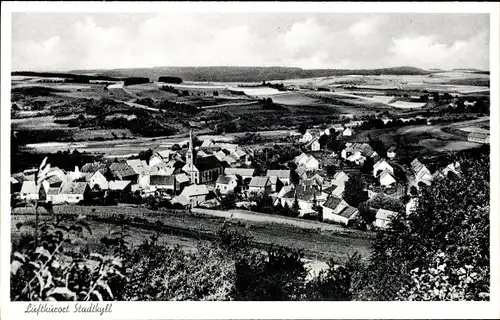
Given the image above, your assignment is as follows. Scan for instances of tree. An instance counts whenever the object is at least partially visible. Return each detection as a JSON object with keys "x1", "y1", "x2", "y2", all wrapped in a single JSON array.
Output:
[
  {"x1": 361, "y1": 157, "x2": 374, "y2": 174},
  {"x1": 358, "y1": 202, "x2": 376, "y2": 224},
  {"x1": 298, "y1": 123, "x2": 308, "y2": 135},
  {"x1": 409, "y1": 185, "x2": 418, "y2": 196},
  {"x1": 318, "y1": 134, "x2": 329, "y2": 147},
  {"x1": 359, "y1": 150, "x2": 490, "y2": 300},
  {"x1": 342, "y1": 175, "x2": 368, "y2": 208}
]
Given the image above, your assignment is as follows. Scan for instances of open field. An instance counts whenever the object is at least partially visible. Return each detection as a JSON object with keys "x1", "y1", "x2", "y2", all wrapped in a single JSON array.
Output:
[{"x1": 12, "y1": 204, "x2": 375, "y2": 263}]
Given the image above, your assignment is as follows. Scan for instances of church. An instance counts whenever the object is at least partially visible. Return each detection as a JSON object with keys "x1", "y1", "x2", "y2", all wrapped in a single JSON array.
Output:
[{"x1": 182, "y1": 129, "x2": 224, "y2": 184}]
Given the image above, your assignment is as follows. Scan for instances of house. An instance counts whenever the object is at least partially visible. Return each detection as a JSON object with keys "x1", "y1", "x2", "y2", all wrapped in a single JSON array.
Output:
[
  {"x1": 174, "y1": 173, "x2": 190, "y2": 193},
  {"x1": 379, "y1": 169, "x2": 397, "y2": 187},
  {"x1": 322, "y1": 196, "x2": 359, "y2": 225},
  {"x1": 110, "y1": 162, "x2": 139, "y2": 183},
  {"x1": 373, "y1": 159, "x2": 394, "y2": 178},
  {"x1": 59, "y1": 181, "x2": 90, "y2": 204},
  {"x1": 230, "y1": 149, "x2": 250, "y2": 164},
  {"x1": 294, "y1": 153, "x2": 320, "y2": 171},
  {"x1": 333, "y1": 171, "x2": 349, "y2": 184},
  {"x1": 341, "y1": 143, "x2": 377, "y2": 159},
  {"x1": 374, "y1": 209, "x2": 398, "y2": 229},
  {"x1": 217, "y1": 143, "x2": 239, "y2": 153},
  {"x1": 342, "y1": 128, "x2": 353, "y2": 136},
  {"x1": 216, "y1": 174, "x2": 239, "y2": 194},
  {"x1": 183, "y1": 130, "x2": 224, "y2": 184},
  {"x1": 266, "y1": 170, "x2": 292, "y2": 186},
  {"x1": 79, "y1": 171, "x2": 108, "y2": 190},
  {"x1": 411, "y1": 158, "x2": 433, "y2": 186},
  {"x1": 305, "y1": 138, "x2": 320, "y2": 151},
  {"x1": 467, "y1": 132, "x2": 490, "y2": 144},
  {"x1": 222, "y1": 154, "x2": 238, "y2": 166},
  {"x1": 201, "y1": 139, "x2": 216, "y2": 148},
  {"x1": 440, "y1": 162, "x2": 461, "y2": 178},
  {"x1": 214, "y1": 150, "x2": 229, "y2": 162},
  {"x1": 387, "y1": 147, "x2": 396, "y2": 159},
  {"x1": 149, "y1": 175, "x2": 176, "y2": 194},
  {"x1": 295, "y1": 166, "x2": 308, "y2": 180},
  {"x1": 301, "y1": 129, "x2": 322, "y2": 142},
  {"x1": 276, "y1": 185, "x2": 326, "y2": 216},
  {"x1": 178, "y1": 184, "x2": 210, "y2": 207},
  {"x1": 108, "y1": 180, "x2": 132, "y2": 194},
  {"x1": 19, "y1": 181, "x2": 44, "y2": 200},
  {"x1": 381, "y1": 117, "x2": 392, "y2": 125},
  {"x1": 248, "y1": 177, "x2": 272, "y2": 194},
  {"x1": 224, "y1": 168, "x2": 255, "y2": 180},
  {"x1": 346, "y1": 152, "x2": 366, "y2": 165},
  {"x1": 46, "y1": 187, "x2": 64, "y2": 204},
  {"x1": 81, "y1": 162, "x2": 108, "y2": 175},
  {"x1": 127, "y1": 159, "x2": 153, "y2": 176}
]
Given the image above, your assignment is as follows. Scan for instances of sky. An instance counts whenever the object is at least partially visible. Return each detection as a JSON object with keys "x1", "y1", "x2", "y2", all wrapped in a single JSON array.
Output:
[{"x1": 11, "y1": 12, "x2": 490, "y2": 71}]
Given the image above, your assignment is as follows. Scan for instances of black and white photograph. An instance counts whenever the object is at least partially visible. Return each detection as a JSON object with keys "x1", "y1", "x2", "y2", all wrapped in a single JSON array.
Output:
[{"x1": 1, "y1": 2, "x2": 499, "y2": 319}]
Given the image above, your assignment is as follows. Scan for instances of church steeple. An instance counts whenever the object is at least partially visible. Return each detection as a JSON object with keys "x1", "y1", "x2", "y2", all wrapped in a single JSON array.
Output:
[{"x1": 186, "y1": 128, "x2": 196, "y2": 166}]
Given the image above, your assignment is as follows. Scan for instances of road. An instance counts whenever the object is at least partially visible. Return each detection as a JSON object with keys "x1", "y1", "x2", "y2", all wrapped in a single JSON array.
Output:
[
  {"x1": 201, "y1": 101, "x2": 260, "y2": 109},
  {"x1": 192, "y1": 208, "x2": 362, "y2": 235}
]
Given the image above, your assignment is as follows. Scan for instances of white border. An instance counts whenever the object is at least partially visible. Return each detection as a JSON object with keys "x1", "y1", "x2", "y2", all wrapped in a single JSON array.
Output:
[{"x1": 1, "y1": 2, "x2": 499, "y2": 319}]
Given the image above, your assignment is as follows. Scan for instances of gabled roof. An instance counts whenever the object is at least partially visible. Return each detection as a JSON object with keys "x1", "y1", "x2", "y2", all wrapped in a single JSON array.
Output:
[
  {"x1": 81, "y1": 162, "x2": 107, "y2": 174},
  {"x1": 150, "y1": 175, "x2": 175, "y2": 186},
  {"x1": 59, "y1": 181, "x2": 88, "y2": 195},
  {"x1": 282, "y1": 185, "x2": 318, "y2": 202},
  {"x1": 216, "y1": 174, "x2": 237, "y2": 185},
  {"x1": 108, "y1": 180, "x2": 132, "y2": 190},
  {"x1": 249, "y1": 176, "x2": 270, "y2": 188},
  {"x1": 181, "y1": 184, "x2": 210, "y2": 197},
  {"x1": 379, "y1": 169, "x2": 396, "y2": 182},
  {"x1": 110, "y1": 162, "x2": 137, "y2": 178},
  {"x1": 46, "y1": 175, "x2": 63, "y2": 185},
  {"x1": 266, "y1": 170, "x2": 291, "y2": 179},
  {"x1": 333, "y1": 171, "x2": 349, "y2": 182},
  {"x1": 201, "y1": 139, "x2": 215, "y2": 147},
  {"x1": 126, "y1": 159, "x2": 152, "y2": 175},
  {"x1": 411, "y1": 158, "x2": 427, "y2": 174},
  {"x1": 12, "y1": 173, "x2": 27, "y2": 183},
  {"x1": 387, "y1": 146, "x2": 396, "y2": 153},
  {"x1": 337, "y1": 206, "x2": 358, "y2": 219},
  {"x1": 224, "y1": 168, "x2": 255, "y2": 177},
  {"x1": 322, "y1": 196, "x2": 343, "y2": 210}
]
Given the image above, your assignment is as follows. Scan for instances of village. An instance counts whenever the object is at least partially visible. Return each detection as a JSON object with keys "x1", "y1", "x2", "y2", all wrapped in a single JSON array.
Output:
[{"x1": 11, "y1": 113, "x2": 480, "y2": 231}]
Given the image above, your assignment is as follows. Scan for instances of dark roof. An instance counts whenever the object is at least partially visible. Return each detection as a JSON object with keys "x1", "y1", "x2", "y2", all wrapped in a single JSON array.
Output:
[
  {"x1": 322, "y1": 184, "x2": 338, "y2": 194},
  {"x1": 249, "y1": 177, "x2": 270, "y2": 188},
  {"x1": 60, "y1": 182, "x2": 88, "y2": 195},
  {"x1": 12, "y1": 173, "x2": 27, "y2": 183},
  {"x1": 150, "y1": 175, "x2": 175, "y2": 186},
  {"x1": 283, "y1": 185, "x2": 318, "y2": 201},
  {"x1": 266, "y1": 170, "x2": 291, "y2": 179},
  {"x1": 323, "y1": 196, "x2": 343, "y2": 210},
  {"x1": 81, "y1": 162, "x2": 107, "y2": 173},
  {"x1": 195, "y1": 155, "x2": 223, "y2": 172},
  {"x1": 387, "y1": 146, "x2": 396, "y2": 152},
  {"x1": 46, "y1": 175, "x2": 63, "y2": 185},
  {"x1": 338, "y1": 206, "x2": 358, "y2": 219},
  {"x1": 110, "y1": 162, "x2": 137, "y2": 179},
  {"x1": 216, "y1": 174, "x2": 237, "y2": 185}
]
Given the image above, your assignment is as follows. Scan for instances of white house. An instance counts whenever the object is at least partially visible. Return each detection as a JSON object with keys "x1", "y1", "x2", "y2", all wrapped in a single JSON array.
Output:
[
  {"x1": 333, "y1": 171, "x2": 349, "y2": 184},
  {"x1": 373, "y1": 159, "x2": 394, "y2": 178},
  {"x1": 248, "y1": 177, "x2": 272, "y2": 194},
  {"x1": 379, "y1": 170, "x2": 397, "y2": 187},
  {"x1": 19, "y1": 181, "x2": 44, "y2": 200},
  {"x1": 80, "y1": 171, "x2": 108, "y2": 190},
  {"x1": 177, "y1": 184, "x2": 210, "y2": 207},
  {"x1": 216, "y1": 174, "x2": 239, "y2": 194},
  {"x1": 387, "y1": 147, "x2": 396, "y2": 159},
  {"x1": 374, "y1": 209, "x2": 398, "y2": 229},
  {"x1": 311, "y1": 139, "x2": 321, "y2": 151},
  {"x1": 149, "y1": 175, "x2": 176, "y2": 193},
  {"x1": 294, "y1": 153, "x2": 320, "y2": 171},
  {"x1": 59, "y1": 181, "x2": 90, "y2": 204},
  {"x1": 342, "y1": 128, "x2": 353, "y2": 136},
  {"x1": 266, "y1": 170, "x2": 291, "y2": 186},
  {"x1": 411, "y1": 158, "x2": 433, "y2": 186},
  {"x1": 322, "y1": 196, "x2": 358, "y2": 225}
]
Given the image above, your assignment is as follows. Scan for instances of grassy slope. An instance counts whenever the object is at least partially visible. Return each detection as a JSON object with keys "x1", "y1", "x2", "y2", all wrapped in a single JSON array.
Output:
[{"x1": 12, "y1": 205, "x2": 375, "y2": 263}]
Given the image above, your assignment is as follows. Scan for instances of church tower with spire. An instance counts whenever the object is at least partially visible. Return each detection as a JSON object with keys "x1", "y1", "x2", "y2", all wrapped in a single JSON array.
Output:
[{"x1": 185, "y1": 128, "x2": 197, "y2": 182}]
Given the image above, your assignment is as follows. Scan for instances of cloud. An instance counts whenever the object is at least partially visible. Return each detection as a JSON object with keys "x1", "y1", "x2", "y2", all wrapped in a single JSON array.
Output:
[
  {"x1": 386, "y1": 30, "x2": 489, "y2": 69},
  {"x1": 10, "y1": 13, "x2": 490, "y2": 71}
]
